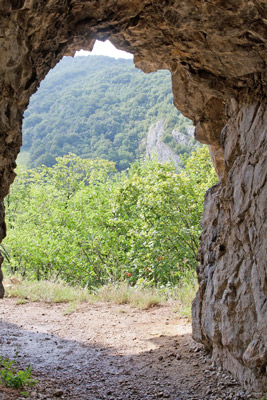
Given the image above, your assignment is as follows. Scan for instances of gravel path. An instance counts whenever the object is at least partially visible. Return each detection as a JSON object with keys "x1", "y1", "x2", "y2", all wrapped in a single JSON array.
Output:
[{"x1": 0, "y1": 299, "x2": 258, "y2": 400}]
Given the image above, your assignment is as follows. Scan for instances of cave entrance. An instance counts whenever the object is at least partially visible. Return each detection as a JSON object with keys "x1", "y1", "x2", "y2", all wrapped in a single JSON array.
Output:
[
  {"x1": 0, "y1": 6, "x2": 226, "y2": 301},
  {"x1": 1, "y1": 39, "x2": 208, "y2": 299}
]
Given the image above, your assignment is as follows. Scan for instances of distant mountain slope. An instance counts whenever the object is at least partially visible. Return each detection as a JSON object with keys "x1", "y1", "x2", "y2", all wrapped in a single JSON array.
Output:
[
  {"x1": 145, "y1": 120, "x2": 197, "y2": 170},
  {"x1": 22, "y1": 55, "x2": 194, "y2": 170}
]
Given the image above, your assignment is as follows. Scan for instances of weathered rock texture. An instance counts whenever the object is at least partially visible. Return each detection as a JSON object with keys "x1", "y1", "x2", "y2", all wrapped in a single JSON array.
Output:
[
  {"x1": 0, "y1": 0, "x2": 266, "y2": 393},
  {"x1": 145, "y1": 119, "x2": 192, "y2": 169},
  {"x1": 193, "y1": 98, "x2": 267, "y2": 392}
]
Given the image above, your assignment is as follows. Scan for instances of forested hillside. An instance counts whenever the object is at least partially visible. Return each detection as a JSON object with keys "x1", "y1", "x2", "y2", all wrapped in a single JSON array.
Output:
[{"x1": 22, "y1": 55, "x2": 194, "y2": 170}]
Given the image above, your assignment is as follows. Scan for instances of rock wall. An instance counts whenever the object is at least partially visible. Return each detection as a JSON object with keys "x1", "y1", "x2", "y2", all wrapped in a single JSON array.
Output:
[
  {"x1": 145, "y1": 120, "x2": 196, "y2": 169},
  {"x1": 145, "y1": 120, "x2": 182, "y2": 169},
  {"x1": 0, "y1": 0, "x2": 266, "y2": 393},
  {"x1": 193, "y1": 98, "x2": 267, "y2": 392}
]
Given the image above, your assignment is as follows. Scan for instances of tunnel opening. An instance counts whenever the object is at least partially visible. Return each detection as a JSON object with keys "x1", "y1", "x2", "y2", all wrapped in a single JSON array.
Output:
[
  {"x1": 0, "y1": 41, "x2": 223, "y2": 400},
  {"x1": 2, "y1": 40, "x2": 209, "y2": 296}
]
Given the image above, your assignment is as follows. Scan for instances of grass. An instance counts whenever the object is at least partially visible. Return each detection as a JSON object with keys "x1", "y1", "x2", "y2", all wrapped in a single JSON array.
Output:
[
  {"x1": 62, "y1": 301, "x2": 80, "y2": 315},
  {"x1": 15, "y1": 299, "x2": 29, "y2": 305},
  {"x1": 93, "y1": 283, "x2": 163, "y2": 310},
  {"x1": 4, "y1": 277, "x2": 91, "y2": 304},
  {"x1": 94, "y1": 282, "x2": 198, "y2": 316},
  {"x1": 160, "y1": 283, "x2": 197, "y2": 320},
  {"x1": 3, "y1": 276, "x2": 197, "y2": 317}
]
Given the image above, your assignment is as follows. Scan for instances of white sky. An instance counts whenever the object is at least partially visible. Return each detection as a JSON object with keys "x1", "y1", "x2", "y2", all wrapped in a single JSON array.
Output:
[{"x1": 75, "y1": 40, "x2": 133, "y2": 59}]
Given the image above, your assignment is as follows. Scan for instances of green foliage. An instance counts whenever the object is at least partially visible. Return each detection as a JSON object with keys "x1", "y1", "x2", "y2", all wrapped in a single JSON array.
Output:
[
  {"x1": 0, "y1": 355, "x2": 37, "y2": 389},
  {"x1": 3, "y1": 148, "x2": 217, "y2": 288},
  {"x1": 22, "y1": 56, "x2": 194, "y2": 170}
]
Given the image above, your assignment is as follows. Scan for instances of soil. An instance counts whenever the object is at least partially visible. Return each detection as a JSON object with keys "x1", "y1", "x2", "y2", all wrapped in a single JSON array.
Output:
[{"x1": 0, "y1": 299, "x2": 258, "y2": 400}]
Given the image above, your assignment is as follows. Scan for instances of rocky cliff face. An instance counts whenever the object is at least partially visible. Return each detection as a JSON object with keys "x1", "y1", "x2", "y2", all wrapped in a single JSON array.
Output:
[
  {"x1": 0, "y1": 0, "x2": 266, "y2": 393},
  {"x1": 193, "y1": 99, "x2": 267, "y2": 392},
  {"x1": 145, "y1": 120, "x2": 184, "y2": 169},
  {"x1": 145, "y1": 120, "x2": 196, "y2": 169}
]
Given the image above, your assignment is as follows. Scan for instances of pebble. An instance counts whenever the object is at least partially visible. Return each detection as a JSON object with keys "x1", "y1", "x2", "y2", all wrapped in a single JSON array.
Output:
[{"x1": 54, "y1": 389, "x2": 64, "y2": 397}]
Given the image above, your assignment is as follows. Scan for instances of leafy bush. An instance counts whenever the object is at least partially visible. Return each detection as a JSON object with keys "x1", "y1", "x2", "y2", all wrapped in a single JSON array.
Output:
[{"x1": 3, "y1": 147, "x2": 217, "y2": 288}]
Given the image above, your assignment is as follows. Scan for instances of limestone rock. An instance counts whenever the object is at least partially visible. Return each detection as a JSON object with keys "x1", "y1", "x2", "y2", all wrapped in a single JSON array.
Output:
[
  {"x1": 193, "y1": 100, "x2": 267, "y2": 392},
  {"x1": 172, "y1": 126, "x2": 194, "y2": 145},
  {"x1": 145, "y1": 120, "x2": 182, "y2": 170}
]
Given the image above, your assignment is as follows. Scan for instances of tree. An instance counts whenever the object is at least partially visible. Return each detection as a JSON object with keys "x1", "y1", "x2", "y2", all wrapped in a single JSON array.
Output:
[
  {"x1": 21, "y1": 55, "x2": 195, "y2": 170},
  {"x1": 3, "y1": 147, "x2": 217, "y2": 288}
]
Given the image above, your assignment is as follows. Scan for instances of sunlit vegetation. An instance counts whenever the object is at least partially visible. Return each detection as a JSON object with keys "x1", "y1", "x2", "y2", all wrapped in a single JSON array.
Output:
[
  {"x1": 0, "y1": 355, "x2": 37, "y2": 390},
  {"x1": 21, "y1": 56, "x2": 194, "y2": 170},
  {"x1": 2, "y1": 147, "x2": 217, "y2": 291},
  {"x1": 4, "y1": 278, "x2": 91, "y2": 304},
  {"x1": 4, "y1": 278, "x2": 197, "y2": 315}
]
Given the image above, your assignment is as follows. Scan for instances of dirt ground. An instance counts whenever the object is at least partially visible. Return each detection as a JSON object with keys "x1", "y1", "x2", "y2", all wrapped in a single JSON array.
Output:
[{"x1": 0, "y1": 299, "x2": 258, "y2": 400}]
